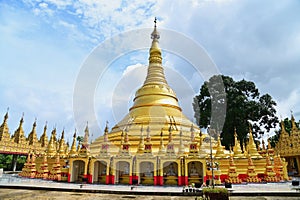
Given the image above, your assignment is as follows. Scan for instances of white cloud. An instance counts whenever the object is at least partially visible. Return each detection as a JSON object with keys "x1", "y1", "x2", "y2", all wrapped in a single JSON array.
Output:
[{"x1": 276, "y1": 90, "x2": 300, "y2": 119}]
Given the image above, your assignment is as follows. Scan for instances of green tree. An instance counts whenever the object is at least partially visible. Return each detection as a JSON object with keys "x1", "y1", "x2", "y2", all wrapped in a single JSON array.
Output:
[
  {"x1": 76, "y1": 136, "x2": 84, "y2": 146},
  {"x1": 193, "y1": 75, "x2": 278, "y2": 149},
  {"x1": 0, "y1": 154, "x2": 12, "y2": 170}
]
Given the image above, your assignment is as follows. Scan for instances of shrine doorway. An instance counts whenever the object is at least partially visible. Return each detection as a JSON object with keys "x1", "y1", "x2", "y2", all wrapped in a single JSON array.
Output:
[
  {"x1": 139, "y1": 161, "x2": 154, "y2": 185},
  {"x1": 116, "y1": 161, "x2": 130, "y2": 184},
  {"x1": 163, "y1": 161, "x2": 178, "y2": 185},
  {"x1": 72, "y1": 160, "x2": 85, "y2": 182},
  {"x1": 187, "y1": 161, "x2": 203, "y2": 185},
  {"x1": 93, "y1": 161, "x2": 107, "y2": 183}
]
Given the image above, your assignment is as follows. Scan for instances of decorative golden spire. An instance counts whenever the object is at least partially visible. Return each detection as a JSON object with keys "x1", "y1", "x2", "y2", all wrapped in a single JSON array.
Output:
[
  {"x1": 28, "y1": 119, "x2": 39, "y2": 145},
  {"x1": 144, "y1": 126, "x2": 152, "y2": 154},
  {"x1": 291, "y1": 112, "x2": 298, "y2": 133},
  {"x1": 39, "y1": 122, "x2": 48, "y2": 148},
  {"x1": 0, "y1": 110, "x2": 10, "y2": 141},
  {"x1": 146, "y1": 126, "x2": 151, "y2": 142},
  {"x1": 158, "y1": 129, "x2": 166, "y2": 154},
  {"x1": 215, "y1": 136, "x2": 226, "y2": 158},
  {"x1": 58, "y1": 129, "x2": 66, "y2": 156},
  {"x1": 168, "y1": 124, "x2": 173, "y2": 143},
  {"x1": 166, "y1": 124, "x2": 175, "y2": 155},
  {"x1": 142, "y1": 17, "x2": 168, "y2": 86},
  {"x1": 83, "y1": 121, "x2": 89, "y2": 146},
  {"x1": 104, "y1": 121, "x2": 109, "y2": 142},
  {"x1": 178, "y1": 128, "x2": 185, "y2": 155},
  {"x1": 12, "y1": 114, "x2": 25, "y2": 144},
  {"x1": 248, "y1": 125, "x2": 262, "y2": 158},
  {"x1": 233, "y1": 128, "x2": 244, "y2": 158},
  {"x1": 69, "y1": 130, "x2": 77, "y2": 156},
  {"x1": 148, "y1": 17, "x2": 162, "y2": 65},
  {"x1": 100, "y1": 122, "x2": 110, "y2": 155},
  {"x1": 137, "y1": 126, "x2": 144, "y2": 153},
  {"x1": 46, "y1": 128, "x2": 56, "y2": 157}
]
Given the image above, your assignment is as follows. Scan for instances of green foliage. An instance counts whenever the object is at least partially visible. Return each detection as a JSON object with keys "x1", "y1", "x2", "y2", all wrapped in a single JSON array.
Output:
[
  {"x1": 76, "y1": 136, "x2": 84, "y2": 143},
  {"x1": 0, "y1": 154, "x2": 12, "y2": 170},
  {"x1": 0, "y1": 154, "x2": 26, "y2": 171},
  {"x1": 16, "y1": 155, "x2": 26, "y2": 171},
  {"x1": 193, "y1": 75, "x2": 278, "y2": 149}
]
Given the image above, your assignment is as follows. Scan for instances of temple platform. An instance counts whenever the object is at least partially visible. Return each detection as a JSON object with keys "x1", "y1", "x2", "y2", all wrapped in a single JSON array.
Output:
[{"x1": 0, "y1": 175, "x2": 300, "y2": 197}]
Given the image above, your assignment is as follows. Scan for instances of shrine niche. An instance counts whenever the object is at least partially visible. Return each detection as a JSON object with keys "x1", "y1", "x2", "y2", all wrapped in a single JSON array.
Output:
[
  {"x1": 93, "y1": 160, "x2": 107, "y2": 183},
  {"x1": 139, "y1": 161, "x2": 154, "y2": 185},
  {"x1": 116, "y1": 161, "x2": 131, "y2": 184},
  {"x1": 187, "y1": 161, "x2": 203, "y2": 184},
  {"x1": 71, "y1": 160, "x2": 85, "y2": 182},
  {"x1": 163, "y1": 161, "x2": 178, "y2": 185}
]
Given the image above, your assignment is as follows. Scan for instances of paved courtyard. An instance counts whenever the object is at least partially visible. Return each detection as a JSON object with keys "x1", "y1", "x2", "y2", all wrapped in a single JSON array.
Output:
[
  {"x1": 0, "y1": 175, "x2": 299, "y2": 199},
  {"x1": 0, "y1": 189, "x2": 300, "y2": 200}
]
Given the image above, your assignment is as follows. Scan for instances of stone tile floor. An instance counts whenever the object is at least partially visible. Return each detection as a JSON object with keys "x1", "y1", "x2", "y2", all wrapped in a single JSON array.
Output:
[
  {"x1": 0, "y1": 175, "x2": 299, "y2": 199},
  {"x1": 0, "y1": 189, "x2": 300, "y2": 200}
]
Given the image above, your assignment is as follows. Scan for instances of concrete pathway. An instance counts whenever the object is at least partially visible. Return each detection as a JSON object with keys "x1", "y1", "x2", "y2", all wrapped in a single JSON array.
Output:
[{"x1": 0, "y1": 174, "x2": 299, "y2": 198}]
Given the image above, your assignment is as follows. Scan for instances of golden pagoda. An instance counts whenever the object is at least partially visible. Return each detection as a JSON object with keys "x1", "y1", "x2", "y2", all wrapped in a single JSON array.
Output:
[
  {"x1": 16, "y1": 19, "x2": 289, "y2": 186},
  {"x1": 275, "y1": 115, "x2": 300, "y2": 176},
  {"x1": 90, "y1": 18, "x2": 201, "y2": 155}
]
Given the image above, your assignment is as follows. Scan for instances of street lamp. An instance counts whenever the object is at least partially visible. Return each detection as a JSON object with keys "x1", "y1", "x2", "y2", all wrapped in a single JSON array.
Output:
[{"x1": 208, "y1": 125, "x2": 214, "y2": 188}]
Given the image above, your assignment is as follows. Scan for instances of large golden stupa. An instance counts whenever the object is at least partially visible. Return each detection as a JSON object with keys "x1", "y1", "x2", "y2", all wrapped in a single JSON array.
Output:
[
  {"x1": 90, "y1": 19, "x2": 203, "y2": 155},
  {"x1": 15, "y1": 20, "x2": 288, "y2": 186}
]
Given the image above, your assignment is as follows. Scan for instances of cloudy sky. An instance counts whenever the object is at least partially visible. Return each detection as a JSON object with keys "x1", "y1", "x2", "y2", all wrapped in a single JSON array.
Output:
[{"x1": 1, "y1": 0, "x2": 300, "y2": 141}]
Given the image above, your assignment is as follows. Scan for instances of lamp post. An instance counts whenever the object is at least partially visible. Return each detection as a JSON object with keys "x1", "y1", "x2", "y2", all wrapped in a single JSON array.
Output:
[{"x1": 208, "y1": 125, "x2": 214, "y2": 188}]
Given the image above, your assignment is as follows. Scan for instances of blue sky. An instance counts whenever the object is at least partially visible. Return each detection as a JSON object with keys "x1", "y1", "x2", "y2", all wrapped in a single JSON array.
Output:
[{"x1": 1, "y1": 0, "x2": 300, "y2": 142}]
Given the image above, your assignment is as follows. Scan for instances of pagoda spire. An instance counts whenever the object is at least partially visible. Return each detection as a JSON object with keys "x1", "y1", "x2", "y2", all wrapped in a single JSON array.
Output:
[
  {"x1": 233, "y1": 128, "x2": 244, "y2": 158},
  {"x1": 69, "y1": 130, "x2": 77, "y2": 157},
  {"x1": 100, "y1": 122, "x2": 110, "y2": 155},
  {"x1": 0, "y1": 110, "x2": 10, "y2": 142},
  {"x1": 28, "y1": 119, "x2": 39, "y2": 145},
  {"x1": 178, "y1": 128, "x2": 185, "y2": 155},
  {"x1": 166, "y1": 124, "x2": 175, "y2": 155},
  {"x1": 58, "y1": 129, "x2": 66, "y2": 156},
  {"x1": 247, "y1": 125, "x2": 262, "y2": 158},
  {"x1": 46, "y1": 128, "x2": 56, "y2": 157},
  {"x1": 158, "y1": 129, "x2": 166, "y2": 154},
  {"x1": 144, "y1": 126, "x2": 152, "y2": 154},
  {"x1": 81, "y1": 122, "x2": 90, "y2": 152},
  {"x1": 137, "y1": 125, "x2": 144, "y2": 154},
  {"x1": 12, "y1": 114, "x2": 25, "y2": 144},
  {"x1": 83, "y1": 122, "x2": 89, "y2": 146},
  {"x1": 104, "y1": 121, "x2": 109, "y2": 142},
  {"x1": 215, "y1": 136, "x2": 226, "y2": 158},
  {"x1": 143, "y1": 17, "x2": 167, "y2": 86},
  {"x1": 39, "y1": 122, "x2": 48, "y2": 148},
  {"x1": 291, "y1": 112, "x2": 298, "y2": 133}
]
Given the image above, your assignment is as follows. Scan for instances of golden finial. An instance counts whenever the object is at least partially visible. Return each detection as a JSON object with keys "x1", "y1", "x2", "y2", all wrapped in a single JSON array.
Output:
[
  {"x1": 104, "y1": 121, "x2": 109, "y2": 133},
  {"x1": 20, "y1": 112, "x2": 24, "y2": 124},
  {"x1": 33, "y1": 118, "x2": 37, "y2": 127},
  {"x1": 151, "y1": 17, "x2": 160, "y2": 40},
  {"x1": 4, "y1": 107, "x2": 9, "y2": 121}
]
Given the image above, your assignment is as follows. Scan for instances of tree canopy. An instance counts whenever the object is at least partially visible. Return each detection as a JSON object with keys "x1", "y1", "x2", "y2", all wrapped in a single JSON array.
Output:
[{"x1": 193, "y1": 75, "x2": 278, "y2": 150}]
